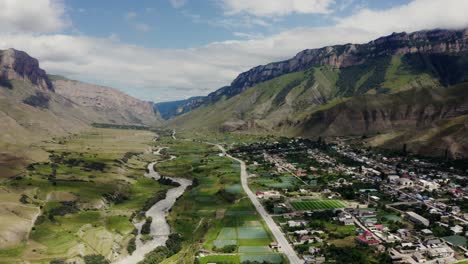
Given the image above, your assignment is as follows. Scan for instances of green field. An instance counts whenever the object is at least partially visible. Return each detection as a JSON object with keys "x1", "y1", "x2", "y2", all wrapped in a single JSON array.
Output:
[
  {"x1": 291, "y1": 199, "x2": 346, "y2": 210},
  {"x1": 0, "y1": 128, "x2": 166, "y2": 262}
]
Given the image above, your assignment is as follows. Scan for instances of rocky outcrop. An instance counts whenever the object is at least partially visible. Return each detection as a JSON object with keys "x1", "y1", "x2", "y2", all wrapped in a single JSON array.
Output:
[
  {"x1": 227, "y1": 29, "x2": 468, "y2": 95},
  {"x1": 0, "y1": 49, "x2": 53, "y2": 91}
]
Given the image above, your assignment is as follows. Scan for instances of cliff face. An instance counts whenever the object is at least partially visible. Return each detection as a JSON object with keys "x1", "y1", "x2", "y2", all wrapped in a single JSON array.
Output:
[
  {"x1": 227, "y1": 29, "x2": 468, "y2": 96},
  {"x1": 54, "y1": 79, "x2": 161, "y2": 126},
  {"x1": 162, "y1": 28, "x2": 468, "y2": 119},
  {"x1": 0, "y1": 49, "x2": 53, "y2": 91}
]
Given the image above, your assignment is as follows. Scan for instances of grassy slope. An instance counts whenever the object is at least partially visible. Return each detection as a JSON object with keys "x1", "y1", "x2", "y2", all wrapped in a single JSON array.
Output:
[
  {"x1": 168, "y1": 53, "x2": 468, "y2": 157},
  {"x1": 0, "y1": 128, "x2": 160, "y2": 263}
]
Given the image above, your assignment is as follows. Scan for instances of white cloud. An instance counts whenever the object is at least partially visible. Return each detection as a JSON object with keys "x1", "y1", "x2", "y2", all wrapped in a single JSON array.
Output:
[
  {"x1": 0, "y1": 0, "x2": 68, "y2": 32},
  {"x1": 170, "y1": 0, "x2": 187, "y2": 9},
  {"x1": 1, "y1": 0, "x2": 468, "y2": 103},
  {"x1": 134, "y1": 23, "x2": 152, "y2": 32},
  {"x1": 337, "y1": 0, "x2": 468, "y2": 34},
  {"x1": 125, "y1": 11, "x2": 137, "y2": 20},
  {"x1": 233, "y1": 32, "x2": 264, "y2": 39},
  {"x1": 221, "y1": 0, "x2": 335, "y2": 17}
]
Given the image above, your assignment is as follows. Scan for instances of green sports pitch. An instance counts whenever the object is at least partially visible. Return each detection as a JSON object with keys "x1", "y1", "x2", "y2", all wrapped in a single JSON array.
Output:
[{"x1": 291, "y1": 199, "x2": 345, "y2": 210}]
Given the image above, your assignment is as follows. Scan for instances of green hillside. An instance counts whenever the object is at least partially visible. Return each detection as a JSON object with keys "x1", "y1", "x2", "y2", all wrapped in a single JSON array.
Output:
[{"x1": 168, "y1": 52, "x2": 468, "y2": 157}]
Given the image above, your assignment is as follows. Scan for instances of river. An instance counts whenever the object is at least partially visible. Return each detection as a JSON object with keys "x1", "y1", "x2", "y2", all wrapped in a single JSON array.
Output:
[{"x1": 114, "y1": 148, "x2": 192, "y2": 264}]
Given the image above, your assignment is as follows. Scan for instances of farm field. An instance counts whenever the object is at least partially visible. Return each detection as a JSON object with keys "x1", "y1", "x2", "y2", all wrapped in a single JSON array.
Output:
[
  {"x1": 156, "y1": 138, "x2": 282, "y2": 263},
  {"x1": 0, "y1": 128, "x2": 165, "y2": 263},
  {"x1": 291, "y1": 199, "x2": 346, "y2": 210}
]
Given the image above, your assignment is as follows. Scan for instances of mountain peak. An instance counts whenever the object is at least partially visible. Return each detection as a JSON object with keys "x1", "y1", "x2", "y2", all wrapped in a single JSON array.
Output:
[{"x1": 0, "y1": 48, "x2": 54, "y2": 91}]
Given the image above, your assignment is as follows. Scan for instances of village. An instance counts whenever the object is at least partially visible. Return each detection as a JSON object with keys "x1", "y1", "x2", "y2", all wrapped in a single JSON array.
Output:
[{"x1": 230, "y1": 138, "x2": 468, "y2": 264}]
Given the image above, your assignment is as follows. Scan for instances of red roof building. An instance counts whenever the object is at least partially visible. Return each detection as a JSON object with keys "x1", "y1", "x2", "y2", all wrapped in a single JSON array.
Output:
[{"x1": 356, "y1": 231, "x2": 380, "y2": 246}]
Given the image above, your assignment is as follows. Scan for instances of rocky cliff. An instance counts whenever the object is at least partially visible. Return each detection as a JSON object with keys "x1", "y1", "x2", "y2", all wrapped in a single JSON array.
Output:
[
  {"x1": 0, "y1": 49, "x2": 53, "y2": 91},
  {"x1": 162, "y1": 28, "x2": 468, "y2": 118}
]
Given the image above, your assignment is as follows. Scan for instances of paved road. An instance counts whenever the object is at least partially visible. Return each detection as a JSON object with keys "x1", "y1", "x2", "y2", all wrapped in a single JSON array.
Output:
[{"x1": 216, "y1": 145, "x2": 303, "y2": 264}]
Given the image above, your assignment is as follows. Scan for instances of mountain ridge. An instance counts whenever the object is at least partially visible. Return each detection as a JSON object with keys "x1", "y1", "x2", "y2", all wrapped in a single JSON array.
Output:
[
  {"x1": 161, "y1": 28, "x2": 468, "y2": 119},
  {"x1": 167, "y1": 28, "x2": 468, "y2": 158}
]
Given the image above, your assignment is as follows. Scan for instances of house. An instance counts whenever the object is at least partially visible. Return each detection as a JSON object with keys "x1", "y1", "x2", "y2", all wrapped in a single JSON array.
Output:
[
  {"x1": 424, "y1": 238, "x2": 443, "y2": 247},
  {"x1": 388, "y1": 175, "x2": 400, "y2": 184},
  {"x1": 288, "y1": 220, "x2": 307, "y2": 228},
  {"x1": 450, "y1": 225, "x2": 463, "y2": 235},
  {"x1": 421, "y1": 229, "x2": 434, "y2": 237},
  {"x1": 294, "y1": 230, "x2": 309, "y2": 236},
  {"x1": 412, "y1": 252, "x2": 426, "y2": 263},
  {"x1": 341, "y1": 218, "x2": 355, "y2": 226},
  {"x1": 448, "y1": 188, "x2": 464, "y2": 197},
  {"x1": 356, "y1": 231, "x2": 379, "y2": 246},
  {"x1": 427, "y1": 246, "x2": 454, "y2": 258},
  {"x1": 269, "y1": 242, "x2": 279, "y2": 249},
  {"x1": 338, "y1": 212, "x2": 355, "y2": 226},
  {"x1": 451, "y1": 206, "x2": 461, "y2": 215},
  {"x1": 299, "y1": 235, "x2": 313, "y2": 243},
  {"x1": 397, "y1": 229, "x2": 410, "y2": 239},
  {"x1": 406, "y1": 211, "x2": 430, "y2": 227},
  {"x1": 418, "y1": 179, "x2": 440, "y2": 191},
  {"x1": 398, "y1": 178, "x2": 414, "y2": 187},
  {"x1": 263, "y1": 191, "x2": 281, "y2": 200}
]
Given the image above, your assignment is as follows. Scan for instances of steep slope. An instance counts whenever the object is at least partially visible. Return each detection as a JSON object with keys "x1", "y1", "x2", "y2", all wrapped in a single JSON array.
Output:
[
  {"x1": 53, "y1": 78, "x2": 161, "y2": 126},
  {"x1": 168, "y1": 28, "x2": 468, "y2": 158},
  {"x1": 162, "y1": 28, "x2": 468, "y2": 118}
]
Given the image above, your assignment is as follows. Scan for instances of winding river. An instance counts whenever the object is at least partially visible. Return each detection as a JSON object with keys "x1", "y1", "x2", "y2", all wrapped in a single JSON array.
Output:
[{"x1": 114, "y1": 148, "x2": 192, "y2": 264}]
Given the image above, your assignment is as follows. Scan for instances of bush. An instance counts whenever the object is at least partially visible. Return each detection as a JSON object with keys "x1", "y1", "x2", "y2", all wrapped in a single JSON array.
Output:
[
  {"x1": 141, "y1": 217, "x2": 153, "y2": 235},
  {"x1": 127, "y1": 237, "x2": 136, "y2": 254},
  {"x1": 84, "y1": 254, "x2": 107, "y2": 264}
]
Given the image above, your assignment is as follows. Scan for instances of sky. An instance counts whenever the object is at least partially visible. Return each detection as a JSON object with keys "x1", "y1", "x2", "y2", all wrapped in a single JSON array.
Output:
[{"x1": 1, "y1": 0, "x2": 468, "y2": 102}]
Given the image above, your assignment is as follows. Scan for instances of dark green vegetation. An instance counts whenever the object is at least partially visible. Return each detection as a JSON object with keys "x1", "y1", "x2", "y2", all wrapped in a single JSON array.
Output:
[
  {"x1": 141, "y1": 217, "x2": 153, "y2": 235},
  {"x1": 22, "y1": 91, "x2": 50, "y2": 108},
  {"x1": 91, "y1": 123, "x2": 150, "y2": 130},
  {"x1": 139, "y1": 233, "x2": 183, "y2": 263}
]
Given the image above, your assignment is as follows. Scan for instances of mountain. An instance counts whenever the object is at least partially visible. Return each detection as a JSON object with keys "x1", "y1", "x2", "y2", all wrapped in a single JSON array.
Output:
[
  {"x1": 155, "y1": 96, "x2": 204, "y2": 120},
  {"x1": 162, "y1": 28, "x2": 468, "y2": 118},
  {"x1": 53, "y1": 77, "x2": 161, "y2": 125},
  {"x1": 168, "y1": 28, "x2": 468, "y2": 158},
  {"x1": 0, "y1": 49, "x2": 160, "y2": 176}
]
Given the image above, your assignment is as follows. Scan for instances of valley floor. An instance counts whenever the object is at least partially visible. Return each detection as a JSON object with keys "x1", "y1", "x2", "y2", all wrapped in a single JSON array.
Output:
[{"x1": 0, "y1": 129, "x2": 287, "y2": 264}]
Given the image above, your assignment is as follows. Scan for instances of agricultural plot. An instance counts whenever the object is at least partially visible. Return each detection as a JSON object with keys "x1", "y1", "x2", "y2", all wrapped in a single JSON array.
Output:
[
  {"x1": 199, "y1": 255, "x2": 240, "y2": 264},
  {"x1": 256, "y1": 176, "x2": 299, "y2": 189},
  {"x1": 240, "y1": 254, "x2": 284, "y2": 263},
  {"x1": 238, "y1": 227, "x2": 269, "y2": 239},
  {"x1": 238, "y1": 246, "x2": 271, "y2": 253},
  {"x1": 291, "y1": 199, "x2": 346, "y2": 210}
]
